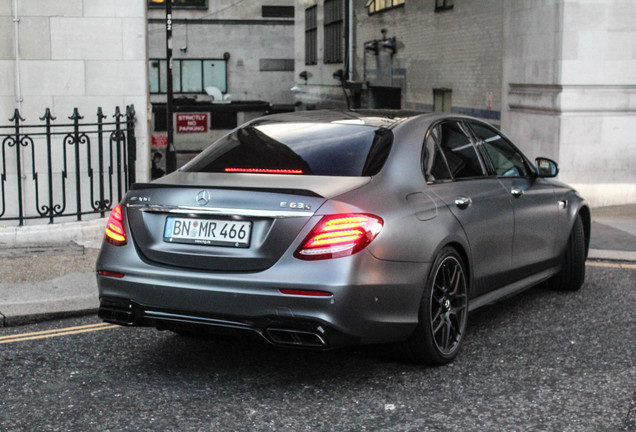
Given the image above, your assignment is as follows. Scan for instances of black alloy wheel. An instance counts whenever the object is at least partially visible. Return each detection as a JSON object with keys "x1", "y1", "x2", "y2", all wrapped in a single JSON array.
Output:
[{"x1": 406, "y1": 247, "x2": 469, "y2": 365}]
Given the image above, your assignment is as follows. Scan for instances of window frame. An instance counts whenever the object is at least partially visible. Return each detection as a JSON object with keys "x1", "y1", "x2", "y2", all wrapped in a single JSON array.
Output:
[
  {"x1": 422, "y1": 119, "x2": 488, "y2": 183},
  {"x1": 149, "y1": 58, "x2": 227, "y2": 94},
  {"x1": 305, "y1": 6, "x2": 318, "y2": 66},
  {"x1": 467, "y1": 121, "x2": 536, "y2": 178},
  {"x1": 435, "y1": 0, "x2": 454, "y2": 12},
  {"x1": 261, "y1": 5, "x2": 294, "y2": 18},
  {"x1": 324, "y1": 0, "x2": 344, "y2": 64},
  {"x1": 367, "y1": 0, "x2": 405, "y2": 15},
  {"x1": 433, "y1": 88, "x2": 452, "y2": 113},
  {"x1": 148, "y1": 0, "x2": 208, "y2": 10}
]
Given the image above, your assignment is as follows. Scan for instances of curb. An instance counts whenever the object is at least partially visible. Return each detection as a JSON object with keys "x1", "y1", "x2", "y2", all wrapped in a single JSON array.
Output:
[
  {"x1": 1, "y1": 308, "x2": 98, "y2": 328},
  {"x1": 588, "y1": 249, "x2": 636, "y2": 263},
  {"x1": 0, "y1": 217, "x2": 106, "y2": 247}
]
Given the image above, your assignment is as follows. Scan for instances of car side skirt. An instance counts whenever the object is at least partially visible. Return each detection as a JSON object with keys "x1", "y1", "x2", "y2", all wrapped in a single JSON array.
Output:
[{"x1": 468, "y1": 265, "x2": 560, "y2": 312}]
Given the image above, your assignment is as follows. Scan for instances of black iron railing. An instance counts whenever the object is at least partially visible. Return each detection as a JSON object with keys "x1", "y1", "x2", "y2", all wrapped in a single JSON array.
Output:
[{"x1": 0, "y1": 106, "x2": 136, "y2": 225}]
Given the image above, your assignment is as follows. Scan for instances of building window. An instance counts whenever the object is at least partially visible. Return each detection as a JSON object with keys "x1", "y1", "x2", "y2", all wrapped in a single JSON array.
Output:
[
  {"x1": 367, "y1": 0, "x2": 405, "y2": 14},
  {"x1": 305, "y1": 6, "x2": 317, "y2": 65},
  {"x1": 262, "y1": 6, "x2": 294, "y2": 18},
  {"x1": 324, "y1": 0, "x2": 343, "y2": 64},
  {"x1": 435, "y1": 0, "x2": 454, "y2": 12},
  {"x1": 259, "y1": 59, "x2": 295, "y2": 72},
  {"x1": 149, "y1": 59, "x2": 227, "y2": 94},
  {"x1": 148, "y1": 0, "x2": 208, "y2": 9},
  {"x1": 433, "y1": 89, "x2": 452, "y2": 112}
]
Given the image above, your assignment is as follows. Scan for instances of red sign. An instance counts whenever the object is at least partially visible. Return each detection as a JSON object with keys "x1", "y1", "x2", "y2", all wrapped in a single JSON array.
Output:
[
  {"x1": 176, "y1": 113, "x2": 209, "y2": 133},
  {"x1": 152, "y1": 134, "x2": 167, "y2": 148}
]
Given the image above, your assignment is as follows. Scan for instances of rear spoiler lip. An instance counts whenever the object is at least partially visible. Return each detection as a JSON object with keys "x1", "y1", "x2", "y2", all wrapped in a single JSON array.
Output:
[
  {"x1": 130, "y1": 182, "x2": 323, "y2": 198},
  {"x1": 131, "y1": 172, "x2": 373, "y2": 199}
]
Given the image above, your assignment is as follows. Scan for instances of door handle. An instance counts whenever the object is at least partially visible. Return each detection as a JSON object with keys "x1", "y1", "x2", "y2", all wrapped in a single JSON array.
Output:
[
  {"x1": 454, "y1": 196, "x2": 472, "y2": 210},
  {"x1": 511, "y1": 188, "x2": 524, "y2": 198}
]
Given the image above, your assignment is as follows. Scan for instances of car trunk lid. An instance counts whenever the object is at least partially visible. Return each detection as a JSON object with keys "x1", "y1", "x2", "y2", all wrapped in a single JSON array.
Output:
[{"x1": 124, "y1": 173, "x2": 370, "y2": 272}]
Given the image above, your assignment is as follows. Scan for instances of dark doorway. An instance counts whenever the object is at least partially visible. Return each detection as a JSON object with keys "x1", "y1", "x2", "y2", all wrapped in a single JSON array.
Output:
[{"x1": 368, "y1": 86, "x2": 401, "y2": 109}]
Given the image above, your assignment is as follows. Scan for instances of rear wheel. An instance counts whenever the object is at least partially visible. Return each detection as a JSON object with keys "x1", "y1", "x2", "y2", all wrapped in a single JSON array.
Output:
[
  {"x1": 549, "y1": 214, "x2": 586, "y2": 291},
  {"x1": 405, "y1": 247, "x2": 468, "y2": 365}
]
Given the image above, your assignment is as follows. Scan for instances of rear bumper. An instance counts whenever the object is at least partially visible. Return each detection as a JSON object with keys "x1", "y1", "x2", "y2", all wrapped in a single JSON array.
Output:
[
  {"x1": 98, "y1": 296, "x2": 356, "y2": 348},
  {"x1": 96, "y1": 242, "x2": 430, "y2": 348}
]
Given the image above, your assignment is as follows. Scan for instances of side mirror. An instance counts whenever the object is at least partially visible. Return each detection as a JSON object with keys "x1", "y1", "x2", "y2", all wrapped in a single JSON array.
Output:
[{"x1": 535, "y1": 157, "x2": 559, "y2": 178}]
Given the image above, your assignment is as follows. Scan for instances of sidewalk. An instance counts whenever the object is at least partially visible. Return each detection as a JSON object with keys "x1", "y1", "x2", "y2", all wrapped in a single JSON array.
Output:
[
  {"x1": 0, "y1": 205, "x2": 635, "y2": 327},
  {"x1": 0, "y1": 218, "x2": 104, "y2": 327}
]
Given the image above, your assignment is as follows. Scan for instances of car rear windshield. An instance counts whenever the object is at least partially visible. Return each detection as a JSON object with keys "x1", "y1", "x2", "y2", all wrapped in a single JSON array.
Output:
[{"x1": 181, "y1": 120, "x2": 394, "y2": 176}]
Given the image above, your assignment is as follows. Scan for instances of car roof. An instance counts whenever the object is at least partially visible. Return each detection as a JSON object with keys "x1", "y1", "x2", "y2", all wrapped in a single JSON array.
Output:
[{"x1": 256, "y1": 109, "x2": 429, "y2": 129}]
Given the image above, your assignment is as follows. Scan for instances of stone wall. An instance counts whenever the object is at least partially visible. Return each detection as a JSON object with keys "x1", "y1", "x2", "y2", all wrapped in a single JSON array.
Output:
[
  {"x1": 502, "y1": 0, "x2": 636, "y2": 207},
  {"x1": 357, "y1": 0, "x2": 504, "y2": 119},
  {"x1": 147, "y1": 0, "x2": 295, "y2": 105},
  {"x1": 0, "y1": 0, "x2": 150, "y2": 225}
]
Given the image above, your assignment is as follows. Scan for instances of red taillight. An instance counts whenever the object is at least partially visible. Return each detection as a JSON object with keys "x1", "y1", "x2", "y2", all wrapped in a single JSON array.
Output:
[
  {"x1": 105, "y1": 204, "x2": 127, "y2": 246},
  {"x1": 224, "y1": 168, "x2": 303, "y2": 174},
  {"x1": 97, "y1": 270, "x2": 125, "y2": 278},
  {"x1": 279, "y1": 289, "x2": 332, "y2": 297},
  {"x1": 295, "y1": 214, "x2": 383, "y2": 260}
]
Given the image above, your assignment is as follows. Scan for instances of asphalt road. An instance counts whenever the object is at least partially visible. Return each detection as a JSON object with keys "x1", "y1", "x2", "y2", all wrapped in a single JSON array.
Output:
[{"x1": 1, "y1": 264, "x2": 634, "y2": 432}]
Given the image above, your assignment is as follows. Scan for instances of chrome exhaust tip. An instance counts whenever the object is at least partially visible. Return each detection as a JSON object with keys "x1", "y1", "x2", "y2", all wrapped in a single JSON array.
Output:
[{"x1": 266, "y1": 328, "x2": 327, "y2": 348}]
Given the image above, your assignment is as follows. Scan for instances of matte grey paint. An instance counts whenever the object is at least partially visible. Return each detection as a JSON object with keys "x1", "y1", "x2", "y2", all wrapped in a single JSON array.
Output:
[{"x1": 96, "y1": 111, "x2": 588, "y2": 349}]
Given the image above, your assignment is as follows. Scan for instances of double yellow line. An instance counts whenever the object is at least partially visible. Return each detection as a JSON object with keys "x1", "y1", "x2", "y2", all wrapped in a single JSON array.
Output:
[
  {"x1": 0, "y1": 322, "x2": 119, "y2": 345},
  {"x1": 587, "y1": 261, "x2": 636, "y2": 270}
]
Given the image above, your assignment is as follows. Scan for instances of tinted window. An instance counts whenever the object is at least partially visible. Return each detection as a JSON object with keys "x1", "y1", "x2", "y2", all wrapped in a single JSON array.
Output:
[
  {"x1": 470, "y1": 123, "x2": 529, "y2": 177},
  {"x1": 423, "y1": 125, "x2": 452, "y2": 181},
  {"x1": 182, "y1": 121, "x2": 393, "y2": 177},
  {"x1": 424, "y1": 121, "x2": 485, "y2": 180}
]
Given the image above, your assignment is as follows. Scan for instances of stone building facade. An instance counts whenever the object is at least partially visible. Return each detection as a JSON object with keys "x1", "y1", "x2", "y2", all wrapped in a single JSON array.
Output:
[
  {"x1": 293, "y1": 0, "x2": 636, "y2": 207},
  {"x1": 0, "y1": 0, "x2": 150, "y2": 226},
  {"x1": 147, "y1": 0, "x2": 295, "y2": 159},
  {"x1": 0, "y1": 0, "x2": 149, "y2": 182}
]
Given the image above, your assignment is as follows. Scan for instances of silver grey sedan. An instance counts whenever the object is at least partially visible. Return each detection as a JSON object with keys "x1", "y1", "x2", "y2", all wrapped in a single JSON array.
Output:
[{"x1": 96, "y1": 110, "x2": 590, "y2": 365}]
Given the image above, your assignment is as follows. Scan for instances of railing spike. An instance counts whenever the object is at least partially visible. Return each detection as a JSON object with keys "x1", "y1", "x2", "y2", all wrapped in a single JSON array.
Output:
[
  {"x1": 39, "y1": 108, "x2": 56, "y2": 122},
  {"x1": 97, "y1": 107, "x2": 107, "y2": 120},
  {"x1": 9, "y1": 108, "x2": 25, "y2": 122},
  {"x1": 68, "y1": 107, "x2": 84, "y2": 120},
  {"x1": 113, "y1": 106, "x2": 122, "y2": 118}
]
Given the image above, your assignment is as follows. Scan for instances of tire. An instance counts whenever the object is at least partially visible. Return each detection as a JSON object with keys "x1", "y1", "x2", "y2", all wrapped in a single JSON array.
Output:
[
  {"x1": 549, "y1": 214, "x2": 586, "y2": 291},
  {"x1": 405, "y1": 247, "x2": 469, "y2": 365}
]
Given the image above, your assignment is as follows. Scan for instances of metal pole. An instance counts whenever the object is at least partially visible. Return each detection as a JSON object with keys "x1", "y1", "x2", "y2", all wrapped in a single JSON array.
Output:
[
  {"x1": 348, "y1": 0, "x2": 354, "y2": 82},
  {"x1": 165, "y1": 0, "x2": 177, "y2": 173}
]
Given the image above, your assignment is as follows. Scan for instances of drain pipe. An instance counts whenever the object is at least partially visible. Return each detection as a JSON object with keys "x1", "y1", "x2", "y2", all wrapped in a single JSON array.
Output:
[
  {"x1": 348, "y1": 0, "x2": 354, "y2": 82},
  {"x1": 12, "y1": 0, "x2": 23, "y2": 110}
]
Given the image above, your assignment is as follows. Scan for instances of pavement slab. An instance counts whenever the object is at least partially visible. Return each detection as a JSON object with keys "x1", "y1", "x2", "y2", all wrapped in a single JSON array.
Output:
[{"x1": 0, "y1": 241, "x2": 100, "y2": 326}]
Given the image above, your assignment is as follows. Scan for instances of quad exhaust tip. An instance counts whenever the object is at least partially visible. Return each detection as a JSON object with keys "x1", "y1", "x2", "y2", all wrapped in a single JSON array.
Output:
[
  {"x1": 266, "y1": 328, "x2": 327, "y2": 348},
  {"x1": 98, "y1": 306, "x2": 133, "y2": 325}
]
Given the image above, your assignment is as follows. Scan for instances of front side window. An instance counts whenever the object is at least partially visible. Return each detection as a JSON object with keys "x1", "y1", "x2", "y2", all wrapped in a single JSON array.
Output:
[
  {"x1": 183, "y1": 121, "x2": 394, "y2": 177},
  {"x1": 423, "y1": 121, "x2": 485, "y2": 181},
  {"x1": 470, "y1": 123, "x2": 530, "y2": 177}
]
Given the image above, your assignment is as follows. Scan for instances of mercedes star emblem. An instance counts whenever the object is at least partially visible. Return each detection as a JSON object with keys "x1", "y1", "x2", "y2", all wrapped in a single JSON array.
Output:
[{"x1": 196, "y1": 190, "x2": 211, "y2": 206}]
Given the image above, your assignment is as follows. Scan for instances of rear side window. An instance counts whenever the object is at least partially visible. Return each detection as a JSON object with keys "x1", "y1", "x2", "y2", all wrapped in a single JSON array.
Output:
[
  {"x1": 423, "y1": 121, "x2": 485, "y2": 181},
  {"x1": 182, "y1": 121, "x2": 393, "y2": 176}
]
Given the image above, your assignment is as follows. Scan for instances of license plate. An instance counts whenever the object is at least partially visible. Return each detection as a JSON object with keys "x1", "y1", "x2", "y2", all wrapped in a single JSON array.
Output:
[{"x1": 163, "y1": 217, "x2": 251, "y2": 248}]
